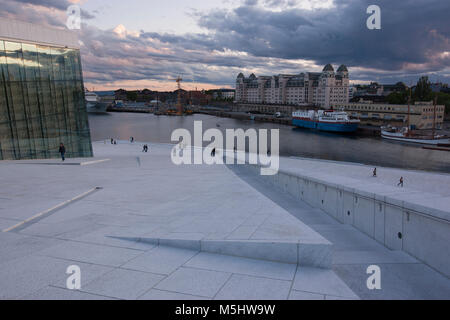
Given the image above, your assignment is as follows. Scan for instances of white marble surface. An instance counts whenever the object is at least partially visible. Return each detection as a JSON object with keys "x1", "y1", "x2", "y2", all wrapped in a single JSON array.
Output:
[{"x1": 0, "y1": 141, "x2": 355, "y2": 300}]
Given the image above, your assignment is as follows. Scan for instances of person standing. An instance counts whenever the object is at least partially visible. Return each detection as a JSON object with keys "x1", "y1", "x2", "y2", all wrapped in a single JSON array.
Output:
[
  {"x1": 373, "y1": 168, "x2": 377, "y2": 177},
  {"x1": 59, "y1": 143, "x2": 66, "y2": 162}
]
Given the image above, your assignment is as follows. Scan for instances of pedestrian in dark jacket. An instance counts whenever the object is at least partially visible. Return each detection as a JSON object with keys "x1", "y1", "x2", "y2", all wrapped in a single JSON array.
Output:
[{"x1": 59, "y1": 143, "x2": 66, "y2": 161}]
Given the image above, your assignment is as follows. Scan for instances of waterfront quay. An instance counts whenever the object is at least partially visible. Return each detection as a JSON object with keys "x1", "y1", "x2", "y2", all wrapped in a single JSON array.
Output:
[{"x1": 0, "y1": 141, "x2": 449, "y2": 299}]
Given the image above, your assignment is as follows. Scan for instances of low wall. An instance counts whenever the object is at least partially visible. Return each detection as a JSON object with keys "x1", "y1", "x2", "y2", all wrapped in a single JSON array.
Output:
[
  {"x1": 233, "y1": 103, "x2": 315, "y2": 114},
  {"x1": 243, "y1": 164, "x2": 450, "y2": 278}
]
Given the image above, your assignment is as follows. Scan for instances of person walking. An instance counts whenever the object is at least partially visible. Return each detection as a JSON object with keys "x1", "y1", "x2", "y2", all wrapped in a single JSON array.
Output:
[
  {"x1": 398, "y1": 177, "x2": 404, "y2": 187},
  {"x1": 59, "y1": 143, "x2": 66, "y2": 162},
  {"x1": 373, "y1": 168, "x2": 377, "y2": 177}
]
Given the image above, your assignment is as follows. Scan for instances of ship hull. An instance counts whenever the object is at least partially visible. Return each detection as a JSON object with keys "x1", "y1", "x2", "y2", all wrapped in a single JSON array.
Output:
[
  {"x1": 381, "y1": 131, "x2": 450, "y2": 145},
  {"x1": 86, "y1": 102, "x2": 108, "y2": 114},
  {"x1": 293, "y1": 118, "x2": 359, "y2": 133}
]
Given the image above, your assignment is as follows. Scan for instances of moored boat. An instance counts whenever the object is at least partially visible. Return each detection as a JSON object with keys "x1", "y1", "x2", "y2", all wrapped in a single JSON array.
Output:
[
  {"x1": 292, "y1": 109, "x2": 359, "y2": 133},
  {"x1": 381, "y1": 126, "x2": 450, "y2": 145},
  {"x1": 85, "y1": 89, "x2": 108, "y2": 113},
  {"x1": 381, "y1": 96, "x2": 449, "y2": 145}
]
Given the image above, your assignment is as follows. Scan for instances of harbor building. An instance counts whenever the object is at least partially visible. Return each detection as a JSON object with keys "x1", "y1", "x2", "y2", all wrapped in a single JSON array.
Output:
[
  {"x1": 235, "y1": 64, "x2": 349, "y2": 108},
  {"x1": 211, "y1": 88, "x2": 235, "y2": 100},
  {"x1": 0, "y1": 18, "x2": 92, "y2": 160},
  {"x1": 334, "y1": 100, "x2": 445, "y2": 129}
]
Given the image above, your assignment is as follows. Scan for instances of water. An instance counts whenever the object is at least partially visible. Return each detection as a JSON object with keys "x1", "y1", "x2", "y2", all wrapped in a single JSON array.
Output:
[{"x1": 88, "y1": 113, "x2": 450, "y2": 173}]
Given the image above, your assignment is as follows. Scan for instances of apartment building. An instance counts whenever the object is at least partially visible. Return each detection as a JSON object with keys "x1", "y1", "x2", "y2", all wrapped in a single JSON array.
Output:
[{"x1": 235, "y1": 64, "x2": 349, "y2": 108}]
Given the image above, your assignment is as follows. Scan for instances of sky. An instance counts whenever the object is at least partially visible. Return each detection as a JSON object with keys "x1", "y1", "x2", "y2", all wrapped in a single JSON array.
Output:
[{"x1": 0, "y1": 0, "x2": 449, "y2": 91}]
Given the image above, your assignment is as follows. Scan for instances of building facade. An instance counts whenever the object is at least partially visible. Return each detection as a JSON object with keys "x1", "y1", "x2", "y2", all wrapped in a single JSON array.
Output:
[
  {"x1": 235, "y1": 64, "x2": 349, "y2": 108},
  {"x1": 0, "y1": 18, "x2": 92, "y2": 160},
  {"x1": 212, "y1": 89, "x2": 235, "y2": 100},
  {"x1": 334, "y1": 100, "x2": 445, "y2": 129}
]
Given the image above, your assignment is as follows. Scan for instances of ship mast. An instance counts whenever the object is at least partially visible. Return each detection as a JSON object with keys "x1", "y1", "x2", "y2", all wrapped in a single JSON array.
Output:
[
  {"x1": 432, "y1": 96, "x2": 437, "y2": 138},
  {"x1": 407, "y1": 87, "x2": 411, "y2": 136}
]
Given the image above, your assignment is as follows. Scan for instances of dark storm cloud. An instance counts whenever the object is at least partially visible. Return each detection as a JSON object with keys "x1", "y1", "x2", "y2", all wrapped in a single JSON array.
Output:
[{"x1": 196, "y1": 0, "x2": 450, "y2": 72}]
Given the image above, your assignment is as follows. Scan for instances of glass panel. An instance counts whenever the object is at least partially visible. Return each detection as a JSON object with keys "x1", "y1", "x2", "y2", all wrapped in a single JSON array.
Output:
[{"x1": 0, "y1": 40, "x2": 92, "y2": 160}]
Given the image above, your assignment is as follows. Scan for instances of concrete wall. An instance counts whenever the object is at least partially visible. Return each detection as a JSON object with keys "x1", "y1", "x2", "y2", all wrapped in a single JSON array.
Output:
[{"x1": 247, "y1": 164, "x2": 450, "y2": 278}]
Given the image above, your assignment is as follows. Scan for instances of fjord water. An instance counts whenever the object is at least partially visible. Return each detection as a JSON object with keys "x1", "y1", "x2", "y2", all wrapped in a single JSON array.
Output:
[{"x1": 88, "y1": 113, "x2": 450, "y2": 173}]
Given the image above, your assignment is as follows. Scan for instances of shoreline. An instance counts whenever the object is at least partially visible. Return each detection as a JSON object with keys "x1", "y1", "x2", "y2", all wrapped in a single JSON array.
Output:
[{"x1": 105, "y1": 107, "x2": 382, "y2": 136}]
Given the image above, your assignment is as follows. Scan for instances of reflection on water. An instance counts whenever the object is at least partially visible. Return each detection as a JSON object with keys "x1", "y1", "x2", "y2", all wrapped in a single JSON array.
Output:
[{"x1": 88, "y1": 113, "x2": 450, "y2": 173}]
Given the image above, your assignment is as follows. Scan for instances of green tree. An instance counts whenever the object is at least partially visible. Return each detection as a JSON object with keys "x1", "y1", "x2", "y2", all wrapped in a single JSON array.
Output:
[
  {"x1": 126, "y1": 91, "x2": 138, "y2": 101},
  {"x1": 387, "y1": 91, "x2": 407, "y2": 104},
  {"x1": 413, "y1": 76, "x2": 433, "y2": 101}
]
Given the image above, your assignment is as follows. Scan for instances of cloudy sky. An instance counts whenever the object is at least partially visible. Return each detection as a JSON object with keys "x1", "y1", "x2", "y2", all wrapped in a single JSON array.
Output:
[{"x1": 1, "y1": 0, "x2": 449, "y2": 91}]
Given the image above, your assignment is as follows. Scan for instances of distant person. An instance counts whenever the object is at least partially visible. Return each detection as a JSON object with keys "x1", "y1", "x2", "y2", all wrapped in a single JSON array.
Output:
[
  {"x1": 211, "y1": 148, "x2": 216, "y2": 157},
  {"x1": 110, "y1": 138, "x2": 114, "y2": 144},
  {"x1": 114, "y1": 140, "x2": 117, "y2": 145},
  {"x1": 398, "y1": 177, "x2": 404, "y2": 187},
  {"x1": 130, "y1": 137, "x2": 134, "y2": 143},
  {"x1": 59, "y1": 143, "x2": 66, "y2": 161},
  {"x1": 373, "y1": 168, "x2": 377, "y2": 177}
]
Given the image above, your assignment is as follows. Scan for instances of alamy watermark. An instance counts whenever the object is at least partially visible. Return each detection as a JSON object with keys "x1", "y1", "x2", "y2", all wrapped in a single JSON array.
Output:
[
  {"x1": 170, "y1": 121, "x2": 279, "y2": 175},
  {"x1": 366, "y1": 265, "x2": 381, "y2": 290},
  {"x1": 66, "y1": 5, "x2": 81, "y2": 30},
  {"x1": 66, "y1": 265, "x2": 81, "y2": 290},
  {"x1": 366, "y1": 5, "x2": 381, "y2": 30}
]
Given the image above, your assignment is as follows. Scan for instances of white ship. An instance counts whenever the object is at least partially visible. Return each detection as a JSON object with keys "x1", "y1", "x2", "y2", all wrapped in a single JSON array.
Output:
[
  {"x1": 381, "y1": 126, "x2": 450, "y2": 145},
  {"x1": 85, "y1": 90, "x2": 108, "y2": 113}
]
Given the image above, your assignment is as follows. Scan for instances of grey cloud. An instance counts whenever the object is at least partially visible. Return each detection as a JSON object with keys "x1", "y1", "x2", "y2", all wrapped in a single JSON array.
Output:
[
  {"x1": 197, "y1": 0, "x2": 450, "y2": 72},
  {"x1": 1, "y1": 0, "x2": 449, "y2": 87}
]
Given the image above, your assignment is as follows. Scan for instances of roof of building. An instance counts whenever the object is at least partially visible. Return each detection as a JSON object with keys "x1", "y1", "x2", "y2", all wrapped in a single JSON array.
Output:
[
  {"x1": 337, "y1": 65, "x2": 348, "y2": 72},
  {"x1": 237, "y1": 73, "x2": 244, "y2": 78},
  {"x1": 323, "y1": 64, "x2": 334, "y2": 72}
]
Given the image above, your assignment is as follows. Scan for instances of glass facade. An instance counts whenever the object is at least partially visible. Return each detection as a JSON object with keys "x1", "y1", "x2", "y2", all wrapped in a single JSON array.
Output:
[{"x1": 0, "y1": 39, "x2": 92, "y2": 160}]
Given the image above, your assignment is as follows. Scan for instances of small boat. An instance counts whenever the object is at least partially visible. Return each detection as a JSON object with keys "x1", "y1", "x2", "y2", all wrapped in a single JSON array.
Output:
[
  {"x1": 381, "y1": 96, "x2": 449, "y2": 145},
  {"x1": 85, "y1": 89, "x2": 107, "y2": 113},
  {"x1": 292, "y1": 109, "x2": 359, "y2": 133},
  {"x1": 381, "y1": 126, "x2": 450, "y2": 145}
]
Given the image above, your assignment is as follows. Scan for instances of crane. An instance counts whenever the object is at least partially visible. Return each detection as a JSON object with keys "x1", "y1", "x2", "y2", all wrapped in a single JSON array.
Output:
[{"x1": 169, "y1": 76, "x2": 183, "y2": 115}]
